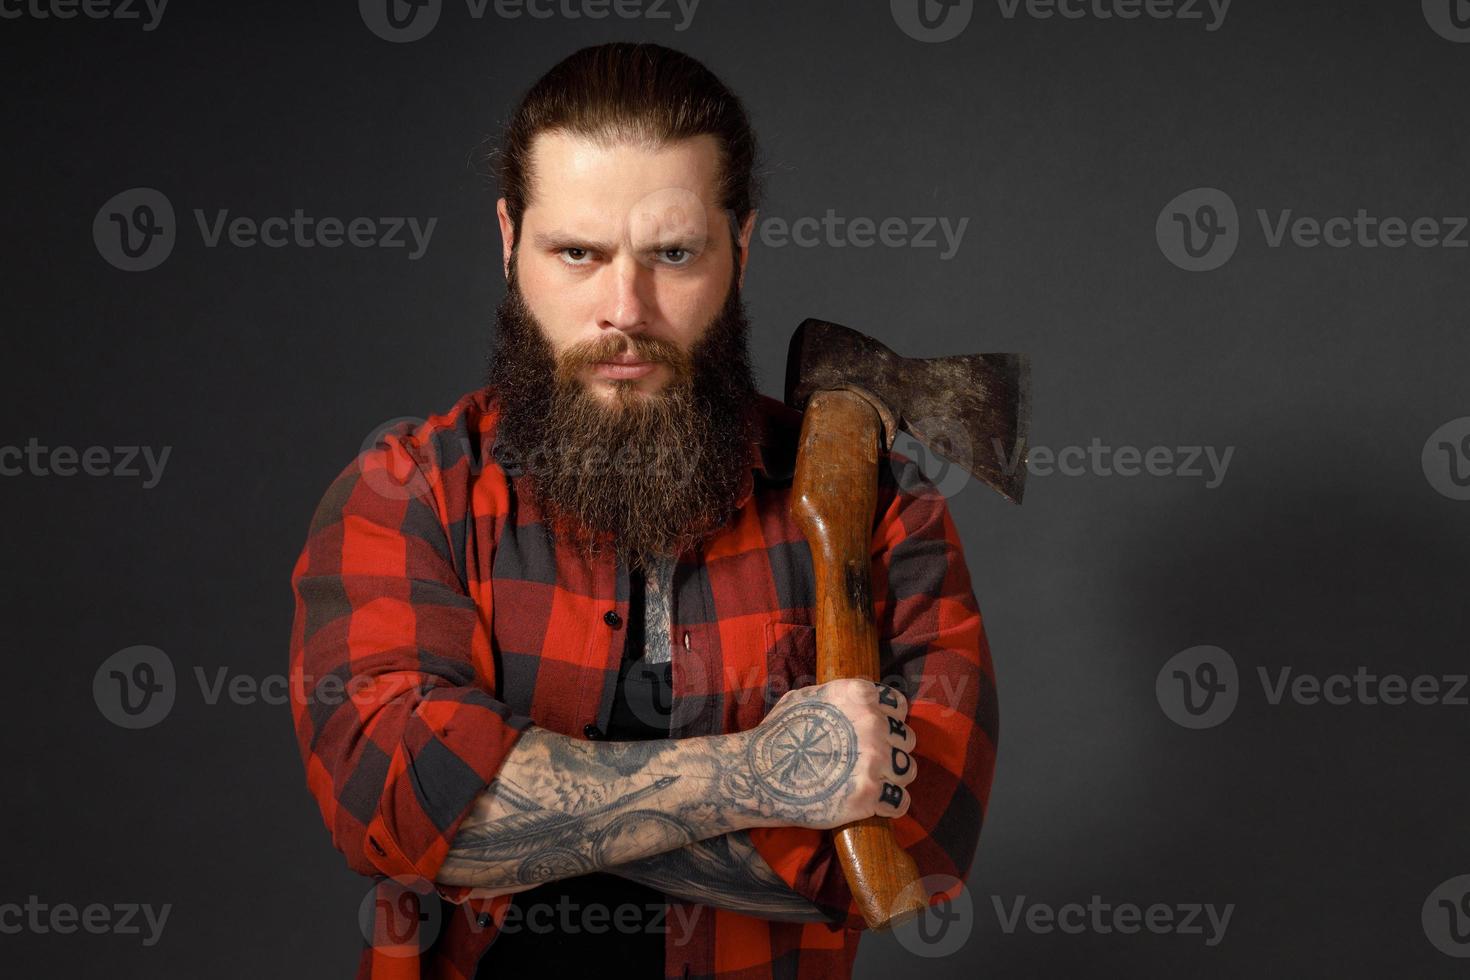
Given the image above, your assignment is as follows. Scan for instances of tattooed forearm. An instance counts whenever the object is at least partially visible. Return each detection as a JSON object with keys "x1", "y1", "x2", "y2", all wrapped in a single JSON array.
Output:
[
  {"x1": 607, "y1": 831, "x2": 832, "y2": 922},
  {"x1": 437, "y1": 700, "x2": 858, "y2": 894},
  {"x1": 439, "y1": 729, "x2": 702, "y2": 893},
  {"x1": 438, "y1": 682, "x2": 903, "y2": 900}
]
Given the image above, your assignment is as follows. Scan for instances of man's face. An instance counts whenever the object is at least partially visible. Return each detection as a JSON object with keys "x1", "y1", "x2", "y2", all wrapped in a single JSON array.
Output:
[
  {"x1": 487, "y1": 130, "x2": 761, "y2": 562},
  {"x1": 497, "y1": 131, "x2": 754, "y2": 404}
]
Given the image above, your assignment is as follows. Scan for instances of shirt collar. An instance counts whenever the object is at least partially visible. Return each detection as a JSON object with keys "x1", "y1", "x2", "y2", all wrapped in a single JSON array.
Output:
[{"x1": 745, "y1": 394, "x2": 799, "y2": 483}]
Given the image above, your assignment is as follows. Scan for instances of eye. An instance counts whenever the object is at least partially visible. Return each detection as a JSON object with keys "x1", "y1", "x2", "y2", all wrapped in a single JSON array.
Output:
[
  {"x1": 559, "y1": 247, "x2": 593, "y2": 266},
  {"x1": 657, "y1": 247, "x2": 693, "y2": 267}
]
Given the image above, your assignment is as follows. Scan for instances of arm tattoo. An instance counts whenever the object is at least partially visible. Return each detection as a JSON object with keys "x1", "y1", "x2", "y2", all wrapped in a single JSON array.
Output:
[
  {"x1": 439, "y1": 694, "x2": 860, "y2": 895},
  {"x1": 439, "y1": 730, "x2": 696, "y2": 891},
  {"x1": 607, "y1": 831, "x2": 833, "y2": 923}
]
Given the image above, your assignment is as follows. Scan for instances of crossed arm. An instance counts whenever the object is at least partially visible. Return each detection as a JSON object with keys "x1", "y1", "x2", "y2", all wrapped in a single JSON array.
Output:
[
  {"x1": 437, "y1": 681, "x2": 917, "y2": 922},
  {"x1": 436, "y1": 726, "x2": 832, "y2": 921}
]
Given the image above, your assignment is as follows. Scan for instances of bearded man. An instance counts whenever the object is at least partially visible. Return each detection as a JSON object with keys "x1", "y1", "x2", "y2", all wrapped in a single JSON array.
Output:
[{"x1": 289, "y1": 41, "x2": 997, "y2": 980}]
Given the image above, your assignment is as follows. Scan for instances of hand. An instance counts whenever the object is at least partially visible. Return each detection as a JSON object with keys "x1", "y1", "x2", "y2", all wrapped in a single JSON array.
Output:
[{"x1": 741, "y1": 677, "x2": 918, "y2": 831}]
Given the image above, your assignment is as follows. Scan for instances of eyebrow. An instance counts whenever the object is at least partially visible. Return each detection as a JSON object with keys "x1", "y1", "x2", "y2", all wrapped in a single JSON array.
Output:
[
  {"x1": 530, "y1": 230, "x2": 711, "y2": 252},
  {"x1": 531, "y1": 231, "x2": 616, "y2": 253}
]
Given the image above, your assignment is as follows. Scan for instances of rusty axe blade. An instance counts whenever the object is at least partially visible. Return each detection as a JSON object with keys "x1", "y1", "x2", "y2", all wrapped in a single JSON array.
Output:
[{"x1": 783, "y1": 318, "x2": 1031, "y2": 504}]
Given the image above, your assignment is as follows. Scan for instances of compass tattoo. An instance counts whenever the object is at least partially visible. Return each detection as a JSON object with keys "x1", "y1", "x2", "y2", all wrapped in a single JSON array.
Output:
[{"x1": 747, "y1": 702, "x2": 857, "y2": 805}]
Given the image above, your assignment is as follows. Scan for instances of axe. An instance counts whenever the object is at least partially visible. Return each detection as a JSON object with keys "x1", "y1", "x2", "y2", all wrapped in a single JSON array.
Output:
[{"x1": 783, "y1": 318, "x2": 1030, "y2": 930}]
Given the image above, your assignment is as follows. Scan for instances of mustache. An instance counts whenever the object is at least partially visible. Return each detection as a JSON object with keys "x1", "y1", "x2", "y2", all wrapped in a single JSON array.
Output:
[{"x1": 554, "y1": 332, "x2": 692, "y2": 380}]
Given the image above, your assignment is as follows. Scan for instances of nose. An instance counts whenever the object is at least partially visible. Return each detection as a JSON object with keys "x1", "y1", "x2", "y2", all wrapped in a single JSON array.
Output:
[{"x1": 597, "y1": 253, "x2": 650, "y2": 336}]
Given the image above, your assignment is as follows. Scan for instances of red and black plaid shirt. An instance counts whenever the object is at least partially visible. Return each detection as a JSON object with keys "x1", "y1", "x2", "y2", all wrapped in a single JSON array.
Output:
[{"x1": 288, "y1": 387, "x2": 998, "y2": 979}]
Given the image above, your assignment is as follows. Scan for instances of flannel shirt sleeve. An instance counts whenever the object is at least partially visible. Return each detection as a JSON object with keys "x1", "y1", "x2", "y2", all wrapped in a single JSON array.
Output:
[
  {"x1": 288, "y1": 417, "x2": 535, "y2": 899},
  {"x1": 747, "y1": 453, "x2": 998, "y2": 931}
]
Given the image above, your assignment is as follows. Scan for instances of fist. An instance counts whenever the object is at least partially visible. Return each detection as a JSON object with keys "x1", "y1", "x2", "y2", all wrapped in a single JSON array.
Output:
[{"x1": 745, "y1": 677, "x2": 918, "y2": 831}]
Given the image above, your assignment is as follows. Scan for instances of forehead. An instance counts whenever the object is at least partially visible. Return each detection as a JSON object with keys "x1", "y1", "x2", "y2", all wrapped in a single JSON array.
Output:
[{"x1": 522, "y1": 131, "x2": 724, "y2": 226}]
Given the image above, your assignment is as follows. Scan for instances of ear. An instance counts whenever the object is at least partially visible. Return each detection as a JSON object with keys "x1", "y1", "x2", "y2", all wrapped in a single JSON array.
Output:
[
  {"x1": 496, "y1": 198, "x2": 515, "y2": 279},
  {"x1": 735, "y1": 209, "x2": 757, "y2": 289}
]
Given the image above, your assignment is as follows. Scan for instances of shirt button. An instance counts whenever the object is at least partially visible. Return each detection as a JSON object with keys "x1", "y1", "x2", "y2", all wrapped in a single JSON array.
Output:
[
  {"x1": 477, "y1": 913, "x2": 493, "y2": 928},
  {"x1": 682, "y1": 631, "x2": 691, "y2": 650},
  {"x1": 603, "y1": 610, "x2": 623, "y2": 628},
  {"x1": 583, "y1": 723, "x2": 604, "y2": 740}
]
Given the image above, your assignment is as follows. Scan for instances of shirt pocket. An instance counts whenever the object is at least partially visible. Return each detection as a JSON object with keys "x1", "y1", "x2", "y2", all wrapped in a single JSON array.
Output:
[{"x1": 761, "y1": 620, "x2": 818, "y2": 719}]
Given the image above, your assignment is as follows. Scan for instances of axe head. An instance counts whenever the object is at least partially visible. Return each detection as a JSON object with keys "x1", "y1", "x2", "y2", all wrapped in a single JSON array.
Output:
[{"x1": 784, "y1": 318, "x2": 1030, "y2": 504}]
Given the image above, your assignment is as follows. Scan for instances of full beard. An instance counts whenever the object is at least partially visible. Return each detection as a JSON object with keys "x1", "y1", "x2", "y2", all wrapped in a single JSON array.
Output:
[{"x1": 486, "y1": 260, "x2": 759, "y2": 567}]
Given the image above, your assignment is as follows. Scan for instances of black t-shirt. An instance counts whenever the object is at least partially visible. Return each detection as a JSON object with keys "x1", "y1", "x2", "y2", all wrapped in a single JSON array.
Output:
[{"x1": 474, "y1": 567, "x2": 674, "y2": 978}]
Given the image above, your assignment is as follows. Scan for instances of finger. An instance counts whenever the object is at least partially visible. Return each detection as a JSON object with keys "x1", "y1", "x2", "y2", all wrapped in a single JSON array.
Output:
[
  {"x1": 876, "y1": 779, "x2": 910, "y2": 819},
  {"x1": 873, "y1": 681, "x2": 909, "y2": 721},
  {"x1": 889, "y1": 745, "x2": 919, "y2": 787},
  {"x1": 884, "y1": 713, "x2": 918, "y2": 753}
]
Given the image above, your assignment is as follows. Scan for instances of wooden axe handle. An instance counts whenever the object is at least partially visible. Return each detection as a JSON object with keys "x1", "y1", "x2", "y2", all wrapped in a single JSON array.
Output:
[{"x1": 790, "y1": 389, "x2": 928, "y2": 931}]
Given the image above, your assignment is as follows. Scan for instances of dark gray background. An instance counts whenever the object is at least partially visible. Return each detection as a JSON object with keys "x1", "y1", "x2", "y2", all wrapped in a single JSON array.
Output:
[{"x1": 2, "y1": 0, "x2": 1467, "y2": 975}]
